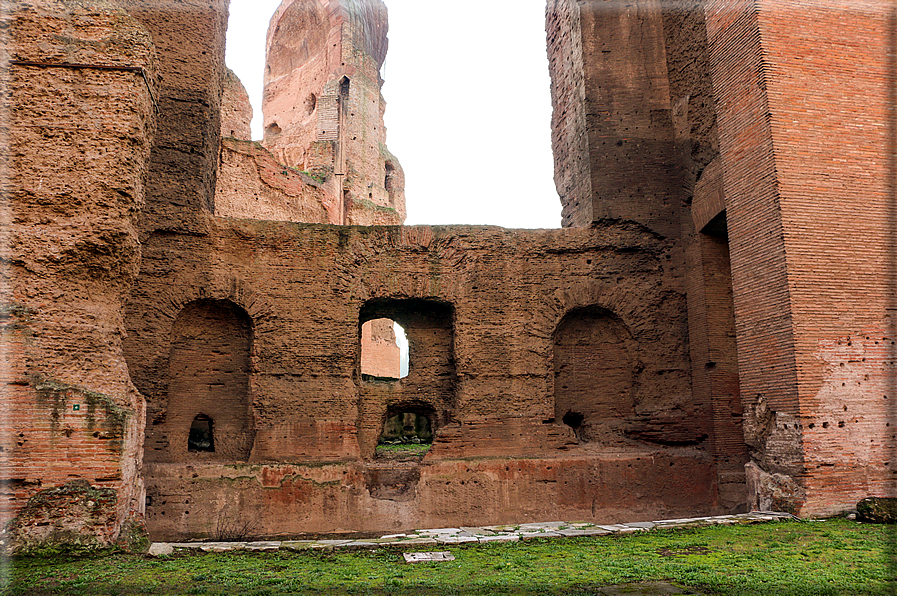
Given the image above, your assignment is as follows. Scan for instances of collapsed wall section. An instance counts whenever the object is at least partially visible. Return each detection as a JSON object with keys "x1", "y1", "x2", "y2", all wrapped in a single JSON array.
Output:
[{"x1": 1, "y1": 0, "x2": 156, "y2": 552}]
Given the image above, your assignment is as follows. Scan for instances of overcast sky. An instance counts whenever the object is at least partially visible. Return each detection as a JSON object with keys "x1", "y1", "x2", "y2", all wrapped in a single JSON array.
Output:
[{"x1": 225, "y1": 0, "x2": 562, "y2": 228}]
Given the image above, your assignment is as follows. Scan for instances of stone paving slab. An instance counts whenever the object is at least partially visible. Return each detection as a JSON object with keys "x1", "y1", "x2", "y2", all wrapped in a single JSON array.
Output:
[
  {"x1": 150, "y1": 511, "x2": 797, "y2": 556},
  {"x1": 477, "y1": 534, "x2": 520, "y2": 543},
  {"x1": 558, "y1": 528, "x2": 612, "y2": 537},
  {"x1": 403, "y1": 551, "x2": 455, "y2": 563},
  {"x1": 436, "y1": 535, "x2": 479, "y2": 544},
  {"x1": 396, "y1": 537, "x2": 438, "y2": 546},
  {"x1": 245, "y1": 541, "x2": 282, "y2": 551},
  {"x1": 520, "y1": 531, "x2": 564, "y2": 540}
]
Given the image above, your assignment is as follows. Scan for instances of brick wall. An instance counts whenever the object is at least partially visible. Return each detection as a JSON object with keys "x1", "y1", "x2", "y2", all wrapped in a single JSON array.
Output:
[
  {"x1": 360, "y1": 318, "x2": 401, "y2": 379},
  {"x1": 116, "y1": 0, "x2": 229, "y2": 233},
  {"x1": 2, "y1": 0, "x2": 156, "y2": 551},
  {"x1": 123, "y1": 220, "x2": 721, "y2": 539},
  {"x1": 707, "y1": 0, "x2": 897, "y2": 514},
  {"x1": 546, "y1": 0, "x2": 592, "y2": 227}
]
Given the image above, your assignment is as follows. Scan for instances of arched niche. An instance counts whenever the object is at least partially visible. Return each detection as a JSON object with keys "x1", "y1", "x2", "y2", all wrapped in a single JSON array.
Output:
[
  {"x1": 151, "y1": 299, "x2": 255, "y2": 462},
  {"x1": 553, "y1": 306, "x2": 638, "y2": 443}
]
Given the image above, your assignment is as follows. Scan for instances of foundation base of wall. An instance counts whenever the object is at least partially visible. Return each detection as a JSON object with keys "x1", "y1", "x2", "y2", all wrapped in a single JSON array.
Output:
[{"x1": 145, "y1": 448, "x2": 730, "y2": 541}]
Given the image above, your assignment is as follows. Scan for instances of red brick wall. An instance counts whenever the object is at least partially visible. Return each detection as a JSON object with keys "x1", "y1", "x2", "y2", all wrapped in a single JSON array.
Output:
[
  {"x1": 705, "y1": 0, "x2": 804, "y2": 495},
  {"x1": 707, "y1": 0, "x2": 897, "y2": 514}
]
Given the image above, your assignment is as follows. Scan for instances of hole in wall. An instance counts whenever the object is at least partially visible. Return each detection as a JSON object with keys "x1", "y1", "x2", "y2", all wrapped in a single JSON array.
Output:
[
  {"x1": 361, "y1": 318, "x2": 408, "y2": 380},
  {"x1": 188, "y1": 414, "x2": 214, "y2": 452},
  {"x1": 562, "y1": 410, "x2": 584, "y2": 433},
  {"x1": 306, "y1": 93, "x2": 317, "y2": 114},
  {"x1": 376, "y1": 406, "x2": 434, "y2": 461}
]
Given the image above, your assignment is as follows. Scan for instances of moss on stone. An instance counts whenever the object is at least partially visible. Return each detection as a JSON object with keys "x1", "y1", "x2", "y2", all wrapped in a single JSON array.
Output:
[{"x1": 31, "y1": 375, "x2": 131, "y2": 441}]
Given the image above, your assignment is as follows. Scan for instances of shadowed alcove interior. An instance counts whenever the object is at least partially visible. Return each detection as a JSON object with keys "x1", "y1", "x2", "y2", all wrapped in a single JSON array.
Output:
[{"x1": 145, "y1": 299, "x2": 255, "y2": 463}]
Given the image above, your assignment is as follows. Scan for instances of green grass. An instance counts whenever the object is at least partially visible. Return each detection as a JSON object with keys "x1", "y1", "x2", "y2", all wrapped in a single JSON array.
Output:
[
  {"x1": 374, "y1": 443, "x2": 431, "y2": 459},
  {"x1": 4, "y1": 519, "x2": 895, "y2": 595}
]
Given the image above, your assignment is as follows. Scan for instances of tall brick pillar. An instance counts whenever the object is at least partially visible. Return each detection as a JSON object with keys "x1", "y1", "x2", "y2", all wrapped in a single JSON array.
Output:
[
  {"x1": 1, "y1": 0, "x2": 157, "y2": 552},
  {"x1": 116, "y1": 0, "x2": 230, "y2": 236},
  {"x1": 706, "y1": 0, "x2": 897, "y2": 515},
  {"x1": 547, "y1": 0, "x2": 682, "y2": 238}
]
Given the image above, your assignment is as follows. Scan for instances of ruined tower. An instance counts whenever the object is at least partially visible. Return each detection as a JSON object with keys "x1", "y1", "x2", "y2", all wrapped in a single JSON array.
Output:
[{"x1": 262, "y1": 0, "x2": 404, "y2": 225}]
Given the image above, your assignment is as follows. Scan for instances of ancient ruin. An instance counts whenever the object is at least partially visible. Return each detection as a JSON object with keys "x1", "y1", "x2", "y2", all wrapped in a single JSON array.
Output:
[{"x1": 2, "y1": 0, "x2": 894, "y2": 551}]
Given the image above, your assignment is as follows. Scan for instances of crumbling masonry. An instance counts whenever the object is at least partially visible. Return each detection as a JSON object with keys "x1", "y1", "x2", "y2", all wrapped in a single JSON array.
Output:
[{"x1": 1, "y1": 0, "x2": 894, "y2": 550}]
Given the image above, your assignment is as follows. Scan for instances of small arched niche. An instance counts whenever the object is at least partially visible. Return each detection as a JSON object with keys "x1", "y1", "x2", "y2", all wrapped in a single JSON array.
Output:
[
  {"x1": 360, "y1": 318, "x2": 408, "y2": 380},
  {"x1": 553, "y1": 306, "x2": 637, "y2": 443},
  {"x1": 188, "y1": 414, "x2": 214, "y2": 452}
]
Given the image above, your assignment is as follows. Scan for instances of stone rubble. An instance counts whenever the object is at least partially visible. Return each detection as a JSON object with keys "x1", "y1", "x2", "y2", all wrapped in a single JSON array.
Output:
[{"x1": 147, "y1": 511, "x2": 796, "y2": 556}]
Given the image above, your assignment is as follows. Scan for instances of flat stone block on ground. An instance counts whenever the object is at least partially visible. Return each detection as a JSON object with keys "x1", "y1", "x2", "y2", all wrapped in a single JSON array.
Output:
[
  {"x1": 477, "y1": 534, "x2": 520, "y2": 543},
  {"x1": 403, "y1": 551, "x2": 456, "y2": 563},
  {"x1": 436, "y1": 536, "x2": 478, "y2": 544},
  {"x1": 148, "y1": 543, "x2": 174, "y2": 557},
  {"x1": 558, "y1": 528, "x2": 612, "y2": 537},
  {"x1": 245, "y1": 541, "x2": 281, "y2": 551}
]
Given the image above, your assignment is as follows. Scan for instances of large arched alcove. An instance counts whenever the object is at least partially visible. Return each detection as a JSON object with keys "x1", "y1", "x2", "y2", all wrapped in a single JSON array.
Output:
[
  {"x1": 553, "y1": 306, "x2": 638, "y2": 444},
  {"x1": 147, "y1": 299, "x2": 255, "y2": 462}
]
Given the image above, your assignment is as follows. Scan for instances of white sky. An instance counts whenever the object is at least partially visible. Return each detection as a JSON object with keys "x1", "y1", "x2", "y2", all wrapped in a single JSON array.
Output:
[{"x1": 225, "y1": 0, "x2": 561, "y2": 228}]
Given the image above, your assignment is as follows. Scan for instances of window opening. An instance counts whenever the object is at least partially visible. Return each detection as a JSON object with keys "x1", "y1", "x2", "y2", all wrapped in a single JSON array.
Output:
[
  {"x1": 361, "y1": 318, "x2": 408, "y2": 380},
  {"x1": 375, "y1": 408, "x2": 433, "y2": 461},
  {"x1": 188, "y1": 414, "x2": 214, "y2": 452}
]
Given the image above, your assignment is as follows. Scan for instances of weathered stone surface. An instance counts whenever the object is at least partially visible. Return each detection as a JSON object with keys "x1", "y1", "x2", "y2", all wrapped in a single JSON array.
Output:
[
  {"x1": 2, "y1": 0, "x2": 156, "y2": 553},
  {"x1": 7, "y1": 0, "x2": 894, "y2": 551},
  {"x1": 403, "y1": 551, "x2": 454, "y2": 563},
  {"x1": 221, "y1": 69, "x2": 252, "y2": 140},
  {"x1": 148, "y1": 542, "x2": 174, "y2": 557},
  {"x1": 123, "y1": 218, "x2": 722, "y2": 540},
  {"x1": 856, "y1": 498, "x2": 897, "y2": 524},
  {"x1": 260, "y1": 0, "x2": 404, "y2": 225}
]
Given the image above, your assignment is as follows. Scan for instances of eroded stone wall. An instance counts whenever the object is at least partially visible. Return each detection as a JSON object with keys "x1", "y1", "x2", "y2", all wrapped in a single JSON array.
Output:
[
  {"x1": 123, "y1": 220, "x2": 723, "y2": 540},
  {"x1": 9, "y1": 0, "x2": 890, "y2": 550},
  {"x1": 1, "y1": 0, "x2": 156, "y2": 551},
  {"x1": 261, "y1": 0, "x2": 404, "y2": 225}
]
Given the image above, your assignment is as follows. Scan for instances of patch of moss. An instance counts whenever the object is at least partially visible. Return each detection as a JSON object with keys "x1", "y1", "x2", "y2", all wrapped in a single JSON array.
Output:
[
  {"x1": 351, "y1": 198, "x2": 398, "y2": 214},
  {"x1": 31, "y1": 375, "x2": 131, "y2": 441}
]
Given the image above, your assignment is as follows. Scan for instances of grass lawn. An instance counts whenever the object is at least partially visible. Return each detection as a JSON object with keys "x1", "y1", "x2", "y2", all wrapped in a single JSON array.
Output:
[
  {"x1": 374, "y1": 443, "x2": 431, "y2": 461},
  {"x1": 4, "y1": 519, "x2": 895, "y2": 595}
]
